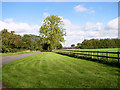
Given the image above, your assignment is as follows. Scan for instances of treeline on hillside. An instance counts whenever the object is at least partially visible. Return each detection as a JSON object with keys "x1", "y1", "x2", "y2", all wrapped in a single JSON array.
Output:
[
  {"x1": 80, "y1": 39, "x2": 120, "y2": 49},
  {"x1": 0, "y1": 29, "x2": 62, "y2": 53}
]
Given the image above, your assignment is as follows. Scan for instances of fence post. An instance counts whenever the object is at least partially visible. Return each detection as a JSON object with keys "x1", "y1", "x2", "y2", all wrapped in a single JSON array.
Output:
[
  {"x1": 87, "y1": 52, "x2": 89, "y2": 58},
  {"x1": 91, "y1": 51, "x2": 93, "y2": 59},
  {"x1": 75, "y1": 51, "x2": 77, "y2": 57},
  {"x1": 106, "y1": 52, "x2": 109, "y2": 62},
  {"x1": 76, "y1": 51, "x2": 78, "y2": 58},
  {"x1": 81, "y1": 52, "x2": 83, "y2": 58},
  {"x1": 76, "y1": 51, "x2": 77, "y2": 57},
  {"x1": 77, "y1": 51, "x2": 78, "y2": 58},
  {"x1": 86, "y1": 52, "x2": 88, "y2": 58},
  {"x1": 74, "y1": 51, "x2": 76, "y2": 57},
  {"x1": 97, "y1": 51, "x2": 99, "y2": 60},
  {"x1": 70, "y1": 51, "x2": 72, "y2": 56},
  {"x1": 118, "y1": 52, "x2": 120, "y2": 64},
  {"x1": 72, "y1": 50, "x2": 73, "y2": 56}
]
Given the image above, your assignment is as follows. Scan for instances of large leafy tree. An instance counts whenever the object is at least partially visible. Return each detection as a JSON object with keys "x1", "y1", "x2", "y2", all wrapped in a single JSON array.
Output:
[
  {"x1": 76, "y1": 43, "x2": 81, "y2": 49},
  {"x1": 40, "y1": 15, "x2": 66, "y2": 51}
]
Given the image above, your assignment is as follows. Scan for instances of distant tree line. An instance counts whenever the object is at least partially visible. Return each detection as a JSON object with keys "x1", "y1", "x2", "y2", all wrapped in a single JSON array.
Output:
[
  {"x1": 0, "y1": 29, "x2": 63, "y2": 53},
  {"x1": 73, "y1": 38, "x2": 120, "y2": 49}
]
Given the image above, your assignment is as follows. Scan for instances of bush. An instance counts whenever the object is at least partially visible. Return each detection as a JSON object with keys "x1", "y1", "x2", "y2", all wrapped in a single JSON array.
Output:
[{"x1": 2, "y1": 47, "x2": 9, "y2": 53}]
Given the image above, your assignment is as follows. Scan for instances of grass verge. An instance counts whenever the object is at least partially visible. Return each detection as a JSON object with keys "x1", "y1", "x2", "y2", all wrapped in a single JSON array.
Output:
[{"x1": 0, "y1": 50, "x2": 40, "y2": 56}]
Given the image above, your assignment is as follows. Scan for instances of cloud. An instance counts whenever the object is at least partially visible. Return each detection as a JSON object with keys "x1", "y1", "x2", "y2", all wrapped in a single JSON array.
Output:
[
  {"x1": 89, "y1": 10, "x2": 95, "y2": 14},
  {"x1": 85, "y1": 18, "x2": 118, "y2": 39},
  {"x1": 85, "y1": 22, "x2": 103, "y2": 30},
  {"x1": 61, "y1": 17, "x2": 118, "y2": 46},
  {"x1": 105, "y1": 17, "x2": 118, "y2": 30},
  {"x1": 0, "y1": 17, "x2": 118, "y2": 47},
  {"x1": 0, "y1": 18, "x2": 40, "y2": 35},
  {"x1": 60, "y1": 16, "x2": 85, "y2": 46},
  {"x1": 43, "y1": 12, "x2": 50, "y2": 18},
  {"x1": 100, "y1": 17, "x2": 118, "y2": 37},
  {"x1": 60, "y1": 16, "x2": 82, "y2": 30},
  {"x1": 86, "y1": 17, "x2": 118, "y2": 38},
  {"x1": 74, "y1": 5, "x2": 95, "y2": 14},
  {"x1": 74, "y1": 5, "x2": 87, "y2": 12},
  {"x1": 4, "y1": 18, "x2": 14, "y2": 23}
]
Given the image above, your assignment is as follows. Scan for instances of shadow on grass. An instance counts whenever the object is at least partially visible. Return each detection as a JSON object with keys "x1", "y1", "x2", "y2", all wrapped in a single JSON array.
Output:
[{"x1": 55, "y1": 52, "x2": 120, "y2": 68}]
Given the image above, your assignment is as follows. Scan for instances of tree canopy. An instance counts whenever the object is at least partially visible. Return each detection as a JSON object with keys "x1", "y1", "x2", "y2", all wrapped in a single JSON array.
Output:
[
  {"x1": 76, "y1": 43, "x2": 81, "y2": 49},
  {"x1": 0, "y1": 29, "x2": 42, "y2": 53},
  {"x1": 80, "y1": 38, "x2": 120, "y2": 49},
  {"x1": 71, "y1": 44, "x2": 75, "y2": 47},
  {"x1": 39, "y1": 15, "x2": 66, "y2": 51}
]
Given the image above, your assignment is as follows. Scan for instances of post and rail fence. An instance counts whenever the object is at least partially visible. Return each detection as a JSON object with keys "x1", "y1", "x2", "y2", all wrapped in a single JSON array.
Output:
[{"x1": 55, "y1": 50, "x2": 120, "y2": 66}]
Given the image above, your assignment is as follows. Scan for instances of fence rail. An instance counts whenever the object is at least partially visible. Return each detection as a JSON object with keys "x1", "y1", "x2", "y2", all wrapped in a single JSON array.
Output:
[{"x1": 55, "y1": 50, "x2": 120, "y2": 65}]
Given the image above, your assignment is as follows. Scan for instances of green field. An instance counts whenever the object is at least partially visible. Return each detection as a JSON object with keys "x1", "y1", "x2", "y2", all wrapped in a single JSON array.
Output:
[
  {"x1": 58, "y1": 48, "x2": 120, "y2": 64},
  {"x1": 2, "y1": 52, "x2": 119, "y2": 88},
  {"x1": 60, "y1": 48, "x2": 119, "y2": 52},
  {"x1": 0, "y1": 50, "x2": 40, "y2": 56}
]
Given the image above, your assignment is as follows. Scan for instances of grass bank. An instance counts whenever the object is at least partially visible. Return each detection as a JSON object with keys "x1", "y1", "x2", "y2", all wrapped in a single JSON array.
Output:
[
  {"x1": 0, "y1": 50, "x2": 40, "y2": 56},
  {"x1": 2, "y1": 52, "x2": 119, "y2": 88}
]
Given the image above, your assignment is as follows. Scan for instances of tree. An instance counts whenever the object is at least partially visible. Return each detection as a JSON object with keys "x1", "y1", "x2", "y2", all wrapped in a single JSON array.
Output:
[
  {"x1": 80, "y1": 38, "x2": 120, "y2": 49},
  {"x1": 1, "y1": 29, "x2": 22, "y2": 52},
  {"x1": 76, "y1": 43, "x2": 81, "y2": 49},
  {"x1": 56, "y1": 43, "x2": 63, "y2": 49},
  {"x1": 71, "y1": 44, "x2": 75, "y2": 48},
  {"x1": 39, "y1": 15, "x2": 66, "y2": 51},
  {"x1": 1, "y1": 29, "x2": 42, "y2": 53},
  {"x1": 22, "y1": 34, "x2": 41, "y2": 50}
]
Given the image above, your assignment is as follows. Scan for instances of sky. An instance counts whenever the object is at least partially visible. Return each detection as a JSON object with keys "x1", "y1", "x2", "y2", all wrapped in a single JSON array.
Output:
[{"x1": 0, "y1": 1, "x2": 119, "y2": 47}]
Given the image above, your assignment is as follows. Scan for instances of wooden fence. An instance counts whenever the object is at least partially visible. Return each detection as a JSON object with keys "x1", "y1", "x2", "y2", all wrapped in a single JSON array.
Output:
[{"x1": 56, "y1": 50, "x2": 120, "y2": 65}]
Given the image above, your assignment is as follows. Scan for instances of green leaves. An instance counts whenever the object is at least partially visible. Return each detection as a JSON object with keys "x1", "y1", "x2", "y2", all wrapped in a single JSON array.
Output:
[
  {"x1": 71, "y1": 44, "x2": 75, "y2": 47},
  {"x1": 81, "y1": 39, "x2": 120, "y2": 49},
  {"x1": 39, "y1": 15, "x2": 66, "y2": 51},
  {"x1": 1, "y1": 29, "x2": 42, "y2": 53}
]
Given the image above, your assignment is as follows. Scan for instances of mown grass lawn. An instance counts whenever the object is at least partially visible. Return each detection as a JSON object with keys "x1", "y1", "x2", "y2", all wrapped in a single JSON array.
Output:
[{"x1": 2, "y1": 52, "x2": 119, "y2": 88}]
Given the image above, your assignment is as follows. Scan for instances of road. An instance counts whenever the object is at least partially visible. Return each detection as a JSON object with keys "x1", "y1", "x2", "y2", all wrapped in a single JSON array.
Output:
[{"x1": 0, "y1": 52, "x2": 43, "y2": 89}]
